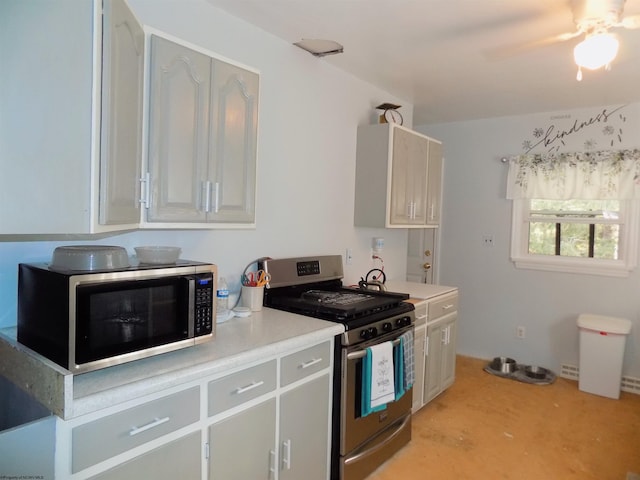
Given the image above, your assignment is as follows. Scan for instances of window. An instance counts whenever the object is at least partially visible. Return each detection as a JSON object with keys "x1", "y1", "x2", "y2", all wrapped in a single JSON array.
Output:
[
  {"x1": 506, "y1": 149, "x2": 640, "y2": 277},
  {"x1": 511, "y1": 199, "x2": 638, "y2": 276}
]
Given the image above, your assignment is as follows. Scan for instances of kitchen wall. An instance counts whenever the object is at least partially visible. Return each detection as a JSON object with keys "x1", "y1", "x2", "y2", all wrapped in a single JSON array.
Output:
[
  {"x1": 419, "y1": 103, "x2": 640, "y2": 378},
  {"x1": 0, "y1": 0, "x2": 412, "y2": 329}
]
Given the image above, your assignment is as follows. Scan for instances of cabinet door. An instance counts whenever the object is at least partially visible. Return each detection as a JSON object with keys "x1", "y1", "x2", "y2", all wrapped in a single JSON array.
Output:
[
  {"x1": 389, "y1": 127, "x2": 429, "y2": 226},
  {"x1": 99, "y1": 0, "x2": 144, "y2": 225},
  {"x1": 208, "y1": 60, "x2": 259, "y2": 224},
  {"x1": 209, "y1": 398, "x2": 276, "y2": 480},
  {"x1": 89, "y1": 431, "x2": 201, "y2": 480},
  {"x1": 279, "y1": 374, "x2": 330, "y2": 480},
  {"x1": 441, "y1": 316, "x2": 457, "y2": 390},
  {"x1": 426, "y1": 140, "x2": 443, "y2": 226},
  {"x1": 424, "y1": 321, "x2": 444, "y2": 404},
  {"x1": 147, "y1": 35, "x2": 211, "y2": 223},
  {"x1": 412, "y1": 324, "x2": 426, "y2": 413}
]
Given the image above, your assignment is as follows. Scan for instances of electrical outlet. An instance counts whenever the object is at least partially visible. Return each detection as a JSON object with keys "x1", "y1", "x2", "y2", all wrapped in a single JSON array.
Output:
[
  {"x1": 516, "y1": 326, "x2": 526, "y2": 339},
  {"x1": 345, "y1": 248, "x2": 353, "y2": 265},
  {"x1": 482, "y1": 235, "x2": 494, "y2": 247}
]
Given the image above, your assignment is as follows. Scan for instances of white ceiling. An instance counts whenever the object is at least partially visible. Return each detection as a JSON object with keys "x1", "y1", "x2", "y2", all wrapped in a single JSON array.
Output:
[{"x1": 205, "y1": 0, "x2": 640, "y2": 125}]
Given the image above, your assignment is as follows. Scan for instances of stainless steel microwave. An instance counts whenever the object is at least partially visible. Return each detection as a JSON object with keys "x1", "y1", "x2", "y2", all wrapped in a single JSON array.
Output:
[{"x1": 17, "y1": 261, "x2": 217, "y2": 373}]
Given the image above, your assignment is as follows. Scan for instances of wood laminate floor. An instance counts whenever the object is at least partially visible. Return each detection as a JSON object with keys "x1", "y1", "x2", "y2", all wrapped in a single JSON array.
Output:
[{"x1": 368, "y1": 356, "x2": 640, "y2": 480}]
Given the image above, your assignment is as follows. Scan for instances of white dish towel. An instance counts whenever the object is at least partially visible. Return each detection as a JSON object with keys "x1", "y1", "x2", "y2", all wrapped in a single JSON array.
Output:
[{"x1": 369, "y1": 341, "x2": 396, "y2": 408}]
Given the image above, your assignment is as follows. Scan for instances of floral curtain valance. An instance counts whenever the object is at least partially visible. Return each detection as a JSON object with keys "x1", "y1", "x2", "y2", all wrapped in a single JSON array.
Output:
[{"x1": 506, "y1": 149, "x2": 640, "y2": 200}]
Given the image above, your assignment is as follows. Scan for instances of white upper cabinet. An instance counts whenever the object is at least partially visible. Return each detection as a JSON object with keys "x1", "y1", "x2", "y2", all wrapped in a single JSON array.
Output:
[
  {"x1": 0, "y1": 1, "x2": 258, "y2": 235},
  {"x1": 354, "y1": 123, "x2": 443, "y2": 228},
  {"x1": 1, "y1": 0, "x2": 96, "y2": 234},
  {"x1": 144, "y1": 34, "x2": 259, "y2": 228}
]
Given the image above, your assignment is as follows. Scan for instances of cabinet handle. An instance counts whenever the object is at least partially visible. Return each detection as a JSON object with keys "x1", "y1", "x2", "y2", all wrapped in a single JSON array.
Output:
[
  {"x1": 424, "y1": 335, "x2": 428, "y2": 357},
  {"x1": 203, "y1": 181, "x2": 212, "y2": 212},
  {"x1": 442, "y1": 304, "x2": 454, "y2": 311},
  {"x1": 441, "y1": 329, "x2": 447, "y2": 344},
  {"x1": 214, "y1": 182, "x2": 220, "y2": 213},
  {"x1": 299, "y1": 357, "x2": 323, "y2": 369},
  {"x1": 234, "y1": 380, "x2": 264, "y2": 395},
  {"x1": 269, "y1": 449, "x2": 276, "y2": 479},
  {"x1": 429, "y1": 203, "x2": 435, "y2": 221},
  {"x1": 282, "y1": 439, "x2": 292, "y2": 470},
  {"x1": 139, "y1": 172, "x2": 151, "y2": 208},
  {"x1": 128, "y1": 416, "x2": 170, "y2": 437}
]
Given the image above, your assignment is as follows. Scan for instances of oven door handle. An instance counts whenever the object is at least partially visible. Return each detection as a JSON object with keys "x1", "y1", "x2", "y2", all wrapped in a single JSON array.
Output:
[{"x1": 346, "y1": 337, "x2": 402, "y2": 360}]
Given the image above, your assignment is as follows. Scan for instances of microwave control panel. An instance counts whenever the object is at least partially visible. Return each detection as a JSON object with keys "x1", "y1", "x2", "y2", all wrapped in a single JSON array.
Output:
[{"x1": 195, "y1": 273, "x2": 214, "y2": 335}]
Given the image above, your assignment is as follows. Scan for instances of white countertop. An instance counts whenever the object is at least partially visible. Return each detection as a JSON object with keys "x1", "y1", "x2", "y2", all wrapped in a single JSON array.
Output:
[
  {"x1": 384, "y1": 280, "x2": 458, "y2": 301},
  {"x1": 0, "y1": 308, "x2": 344, "y2": 420}
]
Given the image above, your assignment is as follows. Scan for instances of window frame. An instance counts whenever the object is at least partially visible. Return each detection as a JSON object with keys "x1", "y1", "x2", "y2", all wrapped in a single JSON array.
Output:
[{"x1": 510, "y1": 199, "x2": 640, "y2": 277}]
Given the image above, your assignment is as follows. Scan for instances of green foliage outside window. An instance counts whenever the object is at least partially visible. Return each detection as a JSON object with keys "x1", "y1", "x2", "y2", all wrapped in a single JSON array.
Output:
[{"x1": 528, "y1": 200, "x2": 620, "y2": 259}]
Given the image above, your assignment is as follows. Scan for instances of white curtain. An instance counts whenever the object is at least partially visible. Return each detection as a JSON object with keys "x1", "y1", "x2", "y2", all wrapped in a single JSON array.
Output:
[{"x1": 506, "y1": 149, "x2": 640, "y2": 200}]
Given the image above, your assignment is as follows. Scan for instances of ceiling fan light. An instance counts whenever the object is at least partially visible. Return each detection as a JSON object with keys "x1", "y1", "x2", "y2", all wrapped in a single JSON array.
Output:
[{"x1": 573, "y1": 32, "x2": 619, "y2": 70}]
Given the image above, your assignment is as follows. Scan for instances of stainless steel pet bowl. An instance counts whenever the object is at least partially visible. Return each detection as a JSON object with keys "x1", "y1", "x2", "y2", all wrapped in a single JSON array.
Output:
[
  {"x1": 489, "y1": 356, "x2": 518, "y2": 374},
  {"x1": 523, "y1": 365, "x2": 549, "y2": 379}
]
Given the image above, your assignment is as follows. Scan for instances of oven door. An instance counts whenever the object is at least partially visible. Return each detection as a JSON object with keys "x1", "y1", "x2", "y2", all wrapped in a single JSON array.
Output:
[{"x1": 340, "y1": 327, "x2": 413, "y2": 461}]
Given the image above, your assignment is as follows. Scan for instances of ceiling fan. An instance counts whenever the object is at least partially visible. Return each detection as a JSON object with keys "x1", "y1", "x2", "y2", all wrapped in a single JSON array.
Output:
[{"x1": 488, "y1": 0, "x2": 640, "y2": 80}]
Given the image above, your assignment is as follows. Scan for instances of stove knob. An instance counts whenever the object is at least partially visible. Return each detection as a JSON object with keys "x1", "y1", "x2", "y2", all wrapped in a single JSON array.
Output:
[
  {"x1": 368, "y1": 327, "x2": 378, "y2": 338},
  {"x1": 360, "y1": 329, "x2": 371, "y2": 340},
  {"x1": 382, "y1": 322, "x2": 392, "y2": 332},
  {"x1": 403, "y1": 316, "x2": 412, "y2": 327},
  {"x1": 395, "y1": 318, "x2": 404, "y2": 327}
]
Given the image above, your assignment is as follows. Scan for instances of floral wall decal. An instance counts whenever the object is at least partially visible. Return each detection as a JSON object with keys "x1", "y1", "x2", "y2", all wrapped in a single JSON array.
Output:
[{"x1": 521, "y1": 104, "x2": 628, "y2": 154}]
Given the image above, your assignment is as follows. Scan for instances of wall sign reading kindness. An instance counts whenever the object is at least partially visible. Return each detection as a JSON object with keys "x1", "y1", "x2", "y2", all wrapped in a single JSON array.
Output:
[{"x1": 520, "y1": 104, "x2": 632, "y2": 154}]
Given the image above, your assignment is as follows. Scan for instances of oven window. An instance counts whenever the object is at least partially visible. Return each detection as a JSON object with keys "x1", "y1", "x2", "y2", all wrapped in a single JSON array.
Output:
[{"x1": 75, "y1": 278, "x2": 189, "y2": 364}]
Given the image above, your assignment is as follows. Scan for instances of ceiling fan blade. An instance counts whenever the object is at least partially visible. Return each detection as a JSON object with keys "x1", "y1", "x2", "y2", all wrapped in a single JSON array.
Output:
[{"x1": 484, "y1": 30, "x2": 581, "y2": 60}]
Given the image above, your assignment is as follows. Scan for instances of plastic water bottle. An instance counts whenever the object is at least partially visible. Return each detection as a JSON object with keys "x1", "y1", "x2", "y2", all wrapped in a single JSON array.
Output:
[{"x1": 217, "y1": 277, "x2": 229, "y2": 314}]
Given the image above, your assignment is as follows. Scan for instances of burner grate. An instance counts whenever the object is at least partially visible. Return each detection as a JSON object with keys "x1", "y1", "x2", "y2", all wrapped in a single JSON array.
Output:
[{"x1": 301, "y1": 290, "x2": 375, "y2": 306}]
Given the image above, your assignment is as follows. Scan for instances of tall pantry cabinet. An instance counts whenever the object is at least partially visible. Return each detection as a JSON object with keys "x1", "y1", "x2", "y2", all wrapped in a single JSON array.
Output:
[{"x1": 354, "y1": 123, "x2": 442, "y2": 228}]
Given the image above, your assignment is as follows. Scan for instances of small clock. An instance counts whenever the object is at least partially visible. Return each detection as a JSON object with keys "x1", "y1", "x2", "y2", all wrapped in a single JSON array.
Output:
[
  {"x1": 376, "y1": 103, "x2": 403, "y2": 126},
  {"x1": 384, "y1": 108, "x2": 403, "y2": 125}
]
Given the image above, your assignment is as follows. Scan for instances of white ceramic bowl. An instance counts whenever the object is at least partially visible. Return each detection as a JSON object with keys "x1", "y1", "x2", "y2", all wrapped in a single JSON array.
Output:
[
  {"x1": 51, "y1": 245, "x2": 130, "y2": 271},
  {"x1": 134, "y1": 246, "x2": 181, "y2": 265}
]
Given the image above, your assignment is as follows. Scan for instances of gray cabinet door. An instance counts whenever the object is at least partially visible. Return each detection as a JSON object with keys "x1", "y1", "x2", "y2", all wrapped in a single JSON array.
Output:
[
  {"x1": 209, "y1": 398, "x2": 276, "y2": 480},
  {"x1": 279, "y1": 374, "x2": 330, "y2": 480},
  {"x1": 99, "y1": 0, "x2": 144, "y2": 225},
  {"x1": 147, "y1": 35, "x2": 211, "y2": 223},
  {"x1": 441, "y1": 316, "x2": 457, "y2": 390},
  {"x1": 426, "y1": 140, "x2": 443, "y2": 226},
  {"x1": 89, "y1": 431, "x2": 201, "y2": 480},
  {"x1": 412, "y1": 324, "x2": 426, "y2": 412},
  {"x1": 424, "y1": 320, "x2": 444, "y2": 404},
  {"x1": 389, "y1": 126, "x2": 429, "y2": 226},
  {"x1": 208, "y1": 60, "x2": 259, "y2": 224}
]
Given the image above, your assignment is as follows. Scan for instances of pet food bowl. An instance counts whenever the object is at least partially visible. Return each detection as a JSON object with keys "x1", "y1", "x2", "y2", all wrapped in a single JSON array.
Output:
[
  {"x1": 524, "y1": 365, "x2": 549, "y2": 379},
  {"x1": 489, "y1": 356, "x2": 518, "y2": 374},
  {"x1": 134, "y1": 246, "x2": 181, "y2": 265}
]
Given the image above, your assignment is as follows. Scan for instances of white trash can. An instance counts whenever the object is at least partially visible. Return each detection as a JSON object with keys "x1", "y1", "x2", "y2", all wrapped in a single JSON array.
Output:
[{"x1": 577, "y1": 314, "x2": 632, "y2": 399}]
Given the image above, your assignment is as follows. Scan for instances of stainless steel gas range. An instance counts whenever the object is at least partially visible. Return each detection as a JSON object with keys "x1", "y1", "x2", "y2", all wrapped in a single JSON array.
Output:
[{"x1": 261, "y1": 255, "x2": 414, "y2": 480}]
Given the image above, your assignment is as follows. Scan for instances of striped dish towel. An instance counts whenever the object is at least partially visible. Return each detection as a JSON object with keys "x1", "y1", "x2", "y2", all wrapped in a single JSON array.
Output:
[{"x1": 400, "y1": 330, "x2": 414, "y2": 389}]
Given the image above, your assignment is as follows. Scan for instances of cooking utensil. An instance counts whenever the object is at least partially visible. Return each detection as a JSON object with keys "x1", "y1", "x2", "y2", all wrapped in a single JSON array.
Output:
[
  {"x1": 51, "y1": 245, "x2": 130, "y2": 271},
  {"x1": 134, "y1": 246, "x2": 181, "y2": 264}
]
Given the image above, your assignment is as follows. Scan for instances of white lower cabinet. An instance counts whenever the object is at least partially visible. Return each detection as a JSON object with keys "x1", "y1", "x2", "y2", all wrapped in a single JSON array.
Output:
[
  {"x1": 411, "y1": 291, "x2": 458, "y2": 412},
  {"x1": 56, "y1": 339, "x2": 333, "y2": 480},
  {"x1": 208, "y1": 342, "x2": 331, "y2": 480}
]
